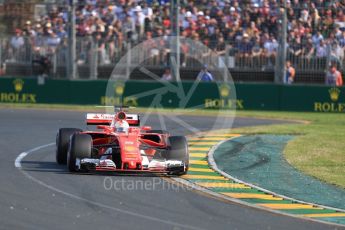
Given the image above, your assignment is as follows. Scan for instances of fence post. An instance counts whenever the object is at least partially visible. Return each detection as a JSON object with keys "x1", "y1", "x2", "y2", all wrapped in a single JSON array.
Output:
[
  {"x1": 223, "y1": 45, "x2": 229, "y2": 82},
  {"x1": 275, "y1": 2, "x2": 287, "y2": 84},
  {"x1": 325, "y1": 42, "x2": 332, "y2": 71},
  {"x1": 0, "y1": 39, "x2": 2, "y2": 74},
  {"x1": 126, "y1": 42, "x2": 131, "y2": 79},
  {"x1": 90, "y1": 38, "x2": 98, "y2": 79},
  {"x1": 67, "y1": 0, "x2": 77, "y2": 79},
  {"x1": 52, "y1": 52, "x2": 57, "y2": 78},
  {"x1": 28, "y1": 38, "x2": 34, "y2": 76}
]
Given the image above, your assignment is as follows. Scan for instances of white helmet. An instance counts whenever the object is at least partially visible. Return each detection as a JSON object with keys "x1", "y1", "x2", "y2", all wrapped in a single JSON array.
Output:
[{"x1": 114, "y1": 120, "x2": 129, "y2": 132}]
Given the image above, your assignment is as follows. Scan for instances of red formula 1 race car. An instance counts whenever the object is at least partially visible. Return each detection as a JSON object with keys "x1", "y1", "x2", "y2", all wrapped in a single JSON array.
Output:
[{"x1": 55, "y1": 109, "x2": 189, "y2": 175}]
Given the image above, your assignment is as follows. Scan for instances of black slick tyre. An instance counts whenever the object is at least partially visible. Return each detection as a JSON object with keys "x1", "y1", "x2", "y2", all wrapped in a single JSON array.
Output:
[
  {"x1": 166, "y1": 136, "x2": 189, "y2": 175},
  {"x1": 67, "y1": 133, "x2": 92, "y2": 172},
  {"x1": 56, "y1": 128, "x2": 82, "y2": 165}
]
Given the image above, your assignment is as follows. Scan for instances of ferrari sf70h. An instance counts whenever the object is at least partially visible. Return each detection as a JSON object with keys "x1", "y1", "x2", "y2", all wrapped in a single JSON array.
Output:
[{"x1": 56, "y1": 109, "x2": 189, "y2": 175}]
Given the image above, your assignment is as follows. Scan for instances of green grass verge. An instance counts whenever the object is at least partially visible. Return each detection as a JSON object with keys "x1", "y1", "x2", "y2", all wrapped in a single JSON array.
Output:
[
  {"x1": 234, "y1": 111, "x2": 345, "y2": 189},
  {"x1": 1, "y1": 103, "x2": 344, "y2": 188}
]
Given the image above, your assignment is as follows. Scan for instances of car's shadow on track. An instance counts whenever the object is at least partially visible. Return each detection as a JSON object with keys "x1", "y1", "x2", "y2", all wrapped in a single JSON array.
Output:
[
  {"x1": 20, "y1": 160, "x2": 168, "y2": 178},
  {"x1": 20, "y1": 160, "x2": 69, "y2": 174}
]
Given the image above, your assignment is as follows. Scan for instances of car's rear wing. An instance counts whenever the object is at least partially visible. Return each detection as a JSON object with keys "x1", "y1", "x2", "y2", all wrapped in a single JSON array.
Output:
[{"x1": 86, "y1": 113, "x2": 140, "y2": 126}]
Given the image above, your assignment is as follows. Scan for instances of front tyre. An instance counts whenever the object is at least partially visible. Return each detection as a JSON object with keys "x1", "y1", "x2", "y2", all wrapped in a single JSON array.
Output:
[
  {"x1": 67, "y1": 134, "x2": 92, "y2": 172},
  {"x1": 56, "y1": 128, "x2": 82, "y2": 165},
  {"x1": 166, "y1": 136, "x2": 189, "y2": 176}
]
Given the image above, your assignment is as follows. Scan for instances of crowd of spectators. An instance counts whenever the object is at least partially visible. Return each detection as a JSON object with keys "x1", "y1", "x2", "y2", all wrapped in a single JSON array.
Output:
[{"x1": 5, "y1": 0, "x2": 345, "y2": 70}]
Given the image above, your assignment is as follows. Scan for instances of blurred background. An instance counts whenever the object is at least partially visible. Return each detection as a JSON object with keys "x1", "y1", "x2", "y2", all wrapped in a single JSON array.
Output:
[{"x1": 0, "y1": 0, "x2": 344, "y2": 84}]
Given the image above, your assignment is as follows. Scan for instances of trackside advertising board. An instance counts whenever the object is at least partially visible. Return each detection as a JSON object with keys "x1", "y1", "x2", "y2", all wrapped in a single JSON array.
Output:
[{"x1": 0, "y1": 77, "x2": 344, "y2": 112}]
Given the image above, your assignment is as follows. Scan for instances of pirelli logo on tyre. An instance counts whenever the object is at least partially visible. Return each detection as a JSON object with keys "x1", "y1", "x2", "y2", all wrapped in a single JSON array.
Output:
[
  {"x1": 314, "y1": 87, "x2": 345, "y2": 112},
  {"x1": 0, "y1": 79, "x2": 37, "y2": 103}
]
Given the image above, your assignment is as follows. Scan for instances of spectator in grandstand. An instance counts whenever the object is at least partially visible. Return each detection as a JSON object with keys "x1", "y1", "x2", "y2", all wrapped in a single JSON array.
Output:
[
  {"x1": 10, "y1": 29, "x2": 25, "y2": 60},
  {"x1": 201, "y1": 35, "x2": 226, "y2": 59},
  {"x1": 46, "y1": 30, "x2": 61, "y2": 49},
  {"x1": 289, "y1": 36, "x2": 303, "y2": 58},
  {"x1": 237, "y1": 33, "x2": 252, "y2": 58},
  {"x1": 32, "y1": 55, "x2": 51, "y2": 77},
  {"x1": 197, "y1": 65, "x2": 214, "y2": 82},
  {"x1": 302, "y1": 38, "x2": 315, "y2": 59},
  {"x1": 285, "y1": 61, "x2": 296, "y2": 84},
  {"x1": 215, "y1": 36, "x2": 226, "y2": 56},
  {"x1": 315, "y1": 40, "x2": 327, "y2": 58},
  {"x1": 144, "y1": 31, "x2": 160, "y2": 64},
  {"x1": 251, "y1": 36, "x2": 263, "y2": 64},
  {"x1": 5, "y1": 0, "x2": 345, "y2": 75},
  {"x1": 325, "y1": 64, "x2": 343, "y2": 86},
  {"x1": 123, "y1": 15, "x2": 135, "y2": 42},
  {"x1": 161, "y1": 67, "x2": 172, "y2": 81},
  {"x1": 10, "y1": 29, "x2": 24, "y2": 50},
  {"x1": 131, "y1": 5, "x2": 145, "y2": 40},
  {"x1": 263, "y1": 34, "x2": 278, "y2": 66},
  {"x1": 142, "y1": 2, "x2": 153, "y2": 20},
  {"x1": 56, "y1": 25, "x2": 67, "y2": 39},
  {"x1": 312, "y1": 31, "x2": 324, "y2": 47},
  {"x1": 23, "y1": 21, "x2": 36, "y2": 37},
  {"x1": 329, "y1": 41, "x2": 344, "y2": 65},
  {"x1": 113, "y1": 20, "x2": 124, "y2": 46},
  {"x1": 339, "y1": 30, "x2": 345, "y2": 47}
]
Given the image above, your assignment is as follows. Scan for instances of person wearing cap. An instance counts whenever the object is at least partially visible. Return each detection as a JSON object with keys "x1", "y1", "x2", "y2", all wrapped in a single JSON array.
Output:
[
  {"x1": 132, "y1": 5, "x2": 145, "y2": 39},
  {"x1": 197, "y1": 11, "x2": 204, "y2": 17},
  {"x1": 23, "y1": 21, "x2": 36, "y2": 37},
  {"x1": 197, "y1": 65, "x2": 214, "y2": 82},
  {"x1": 182, "y1": 11, "x2": 193, "y2": 30}
]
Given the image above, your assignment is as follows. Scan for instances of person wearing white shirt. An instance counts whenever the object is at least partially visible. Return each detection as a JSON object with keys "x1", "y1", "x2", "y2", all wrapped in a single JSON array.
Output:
[
  {"x1": 161, "y1": 67, "x2": 172, "y2": 81},
  {"x1": 10, "y1": 29, "x2": 24, "y2": 50}
]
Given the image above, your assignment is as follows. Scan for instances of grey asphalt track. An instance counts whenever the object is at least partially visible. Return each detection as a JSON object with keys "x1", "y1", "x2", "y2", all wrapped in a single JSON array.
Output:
[{"x1": 0, "y1": 108, "x2": 342, "y2": 230}]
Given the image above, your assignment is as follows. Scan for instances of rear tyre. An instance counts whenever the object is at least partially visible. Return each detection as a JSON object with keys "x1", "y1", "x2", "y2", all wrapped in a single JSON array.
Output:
[
  {"x1": 56, "y1": 128, "x2": 82, "y2": 165},
  {"x1": 166, "y1": 136, "x2": 189, "y2": 176},
  {"x1": 67, "y1": 134, "x2": 92, "y2": 172}
]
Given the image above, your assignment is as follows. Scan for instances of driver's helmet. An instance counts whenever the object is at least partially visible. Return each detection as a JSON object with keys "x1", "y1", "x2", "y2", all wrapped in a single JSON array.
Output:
[{"x1": 113, "y1": 120, "x2": 129, "y2": 132}]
